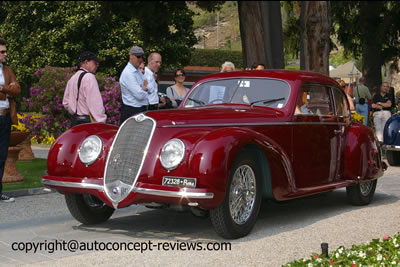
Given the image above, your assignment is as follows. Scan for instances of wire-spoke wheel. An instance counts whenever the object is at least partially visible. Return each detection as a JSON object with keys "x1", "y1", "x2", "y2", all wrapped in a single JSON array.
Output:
[
  {"x1": 346, "y1": 180, "x2": 377, "y2": 206},
  {"x1": 210, "y1": 151, "x2": 262, "y2": 239},
  {"x1": 229, "y1": 165, "x2": 256, "y2": 225}
]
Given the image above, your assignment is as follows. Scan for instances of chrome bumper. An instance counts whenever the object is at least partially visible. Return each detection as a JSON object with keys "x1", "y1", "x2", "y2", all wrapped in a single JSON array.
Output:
[
  {"x1": 382, "y1": 145, "x2": 400, "y2": 152},
  {"x1": 41, "y1": 178, "x2": 214, "y2": 199}
]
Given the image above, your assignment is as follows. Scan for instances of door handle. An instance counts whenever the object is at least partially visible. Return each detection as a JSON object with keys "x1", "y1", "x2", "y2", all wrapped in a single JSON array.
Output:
[{"x1": 334, "y1": 129, "x2": 342, "y2": 135}]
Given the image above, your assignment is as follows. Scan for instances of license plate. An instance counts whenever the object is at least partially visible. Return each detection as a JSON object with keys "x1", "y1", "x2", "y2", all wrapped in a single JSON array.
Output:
[{"x1": 162, "y1": 176, "x2": 196, "y2": 188}]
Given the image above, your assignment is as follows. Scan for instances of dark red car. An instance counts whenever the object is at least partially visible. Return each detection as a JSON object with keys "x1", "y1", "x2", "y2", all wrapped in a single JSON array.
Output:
[{"x1": 42, "y1": 70, "x2": 386, "y2": 239}]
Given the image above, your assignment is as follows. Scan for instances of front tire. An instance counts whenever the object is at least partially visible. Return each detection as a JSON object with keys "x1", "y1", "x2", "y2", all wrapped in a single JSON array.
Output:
[
  {"x1": 65, "y1": 194, "x2": 114, "y2": 224},
  {"x1": 346, "y1": 180, "x2": 377, "y2": 206},
  {"x1": 210, "y1": 151, "x2": 262, "y2": 239},
  {"x1": 387, "y1": 150, "x2": 400, "y2": 166}
]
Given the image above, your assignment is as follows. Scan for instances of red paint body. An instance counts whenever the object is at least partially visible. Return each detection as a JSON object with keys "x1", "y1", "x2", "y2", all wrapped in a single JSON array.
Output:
[{"x1": 43, "y1": 70, "x2": 384, "y2": 210}]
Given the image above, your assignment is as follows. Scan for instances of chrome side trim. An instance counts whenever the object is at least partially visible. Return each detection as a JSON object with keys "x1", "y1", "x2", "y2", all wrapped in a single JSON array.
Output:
[
  {"x1": 133, "y1": 187, "x2": 214, "y2": 199},
  {"x1": 41, "y1": 179, "x2": 103, "y2": 191},
  {"x1": 163, "y1": 122, "x2": 346, "y2": 128},
  {"x1": 382, "y1": 145, "x2": 400, "y2": 152}
]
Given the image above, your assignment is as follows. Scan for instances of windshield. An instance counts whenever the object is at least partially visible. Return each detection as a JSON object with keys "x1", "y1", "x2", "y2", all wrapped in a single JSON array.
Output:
[{"x1": 183, "y1": 78, "x2": 291, "y2": 108}]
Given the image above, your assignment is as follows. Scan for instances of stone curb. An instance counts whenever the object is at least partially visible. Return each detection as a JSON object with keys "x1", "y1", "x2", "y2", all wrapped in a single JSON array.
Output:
[{"x1": 5, "y1": 187, "x2": 55, "y2": 198}]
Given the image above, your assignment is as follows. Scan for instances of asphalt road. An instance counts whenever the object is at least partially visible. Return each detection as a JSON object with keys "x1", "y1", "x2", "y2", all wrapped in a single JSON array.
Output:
[{"x1": 1, "y1": 165, "x2": 399, "y2": 266}]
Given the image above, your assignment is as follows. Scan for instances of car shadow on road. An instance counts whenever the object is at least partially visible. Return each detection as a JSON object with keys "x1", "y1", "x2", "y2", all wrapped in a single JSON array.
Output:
[{"x1": 74, "y1": 188, "x2": 398, "y2": 242}]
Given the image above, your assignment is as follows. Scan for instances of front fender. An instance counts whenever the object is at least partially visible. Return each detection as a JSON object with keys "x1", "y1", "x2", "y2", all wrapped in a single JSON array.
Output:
[
  {"x1": 189, "y1": 127, "x2": 295, "y2": 207},
  {"x1": 47, "y1": 123, "x2": 118, "y2": 178},
  {"x1": 344, "y1": 123, "x2": 384, "y2": 180}
]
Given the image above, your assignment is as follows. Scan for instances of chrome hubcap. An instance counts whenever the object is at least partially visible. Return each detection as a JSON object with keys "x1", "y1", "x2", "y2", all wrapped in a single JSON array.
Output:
[
  {"x1": 229, "y1": 165, "x2": 256, "y2": 225},
  {"x1": 359, "y1": 180, "x2": 373, "y2": 196}
]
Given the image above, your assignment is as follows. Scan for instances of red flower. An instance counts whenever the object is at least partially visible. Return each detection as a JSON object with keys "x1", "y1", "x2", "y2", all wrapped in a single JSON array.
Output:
[
  {"x1": 384, "y1": 235, "x2": 390, "y2": 240},
  {"x1": 329, "y1": 260, "x2": 334, "y2": 265},
  {"x1": 351, "y1": 264, "x2": 356, "y2": 267},
  {"x1": 313, "y1": 255, "x2": 318, "y2": 259}
]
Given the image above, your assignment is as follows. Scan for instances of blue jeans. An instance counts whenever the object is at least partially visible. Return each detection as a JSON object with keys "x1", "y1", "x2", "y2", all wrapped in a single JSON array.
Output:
[
  {"x1": 0, "y1": 114, "x2": 11, "y2": 194},
  {"x1": 356, "y1": 103, "x2": 369, "y2": 126}
]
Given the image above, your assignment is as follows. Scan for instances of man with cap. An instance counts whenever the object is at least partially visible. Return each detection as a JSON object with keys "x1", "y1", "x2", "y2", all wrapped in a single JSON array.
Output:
[
  {"x1": 120, "y1": 46, "x2": 153, "y2": 124},
  {"x1": 63, "y1": 51, "x2": 106, "y2": 126}
]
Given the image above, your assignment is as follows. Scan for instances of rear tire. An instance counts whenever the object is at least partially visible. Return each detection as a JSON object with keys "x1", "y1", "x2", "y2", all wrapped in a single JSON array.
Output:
[
  {"x1": 346, "y1": 180, "x2": 377, "y2": 206},
  {"x1": 210, "y1": 151, "x2": 262, "y2": 239},
  {"x1": 65, "y1": 194, "x2": 114, "y2": 224},
  {"x1": 386, "y1": 150, "x2": 400, "y2": 166}
]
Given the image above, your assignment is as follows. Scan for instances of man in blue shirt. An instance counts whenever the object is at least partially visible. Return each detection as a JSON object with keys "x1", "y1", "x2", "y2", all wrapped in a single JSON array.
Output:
[{"x1": 120, "y1": 46, "x2": 153, "y2": 124}]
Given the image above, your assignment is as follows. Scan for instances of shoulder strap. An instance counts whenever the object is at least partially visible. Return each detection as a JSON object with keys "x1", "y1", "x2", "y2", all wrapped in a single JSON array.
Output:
[{"x1": 75, "y1": 69, "x2": 88, "y2": 115}]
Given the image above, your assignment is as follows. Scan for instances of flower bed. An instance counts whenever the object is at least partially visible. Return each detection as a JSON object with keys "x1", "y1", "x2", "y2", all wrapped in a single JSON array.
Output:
[
  {"x1": 284, "y1": 233, "x2": 400, "y2": 266},
  {"x1": 351, "y1": 112, "x2": 365, "y2": 124}
]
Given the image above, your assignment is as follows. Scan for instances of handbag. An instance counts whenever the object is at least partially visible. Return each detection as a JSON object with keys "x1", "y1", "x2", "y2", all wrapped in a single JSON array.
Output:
[{"x1": 356, "y1": 85, "x2": 366, "y2": 105}]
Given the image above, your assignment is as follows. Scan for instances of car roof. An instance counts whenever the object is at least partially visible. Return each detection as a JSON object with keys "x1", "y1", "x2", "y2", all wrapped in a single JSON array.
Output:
[{"x1": 195, "y1": 69, "x2": 340, "y2": 88}]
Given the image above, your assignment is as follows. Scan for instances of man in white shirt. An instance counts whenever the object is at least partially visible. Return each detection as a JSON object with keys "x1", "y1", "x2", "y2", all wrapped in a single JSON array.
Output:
[
  {"x1": 120, "y1": 46, "x2": 153, "y2": 124},
  {"x1": 144, "y1": 52, "x2": 165, "y2": 110}
]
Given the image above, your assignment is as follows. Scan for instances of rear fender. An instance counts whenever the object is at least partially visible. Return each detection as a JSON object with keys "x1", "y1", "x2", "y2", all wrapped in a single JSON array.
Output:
[{"x1": 344, "y1": 123, "x2": 384, "y2": 180}]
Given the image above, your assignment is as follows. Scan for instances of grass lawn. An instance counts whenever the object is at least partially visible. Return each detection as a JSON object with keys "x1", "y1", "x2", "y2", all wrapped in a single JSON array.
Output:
[{"x1": 3, "y1": 159, "x2": 47, "y2": 192}]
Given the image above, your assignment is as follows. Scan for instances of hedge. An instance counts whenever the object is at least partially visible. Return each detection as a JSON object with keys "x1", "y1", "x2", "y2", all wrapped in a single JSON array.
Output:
[{"x1": 188, "y1": 49, "x2": 243, "y2": 69}]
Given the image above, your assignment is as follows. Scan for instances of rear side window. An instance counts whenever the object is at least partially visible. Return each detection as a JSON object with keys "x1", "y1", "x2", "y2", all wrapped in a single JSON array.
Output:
[
  {"x1": 332, "y1": 87, "x2": 350, "y2": 117},
  {"x1": 295, "y1": 84, "x2": 333, "y2": 116}
]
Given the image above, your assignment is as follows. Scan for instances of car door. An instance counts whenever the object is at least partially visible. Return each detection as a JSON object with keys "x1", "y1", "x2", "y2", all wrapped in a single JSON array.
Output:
[{"x1": 292, "y1": 84, "x2": 342, "y2": 188}]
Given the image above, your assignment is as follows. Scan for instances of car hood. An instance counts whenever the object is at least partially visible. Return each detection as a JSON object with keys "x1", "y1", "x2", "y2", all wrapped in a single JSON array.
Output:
[{"x1": 145, "y1": 105, "x2": 287, "y2": 127}]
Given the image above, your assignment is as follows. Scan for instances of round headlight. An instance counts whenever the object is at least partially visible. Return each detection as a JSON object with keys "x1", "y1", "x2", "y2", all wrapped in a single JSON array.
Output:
[
  {"x1": 160, "y1": 138, "x2": 185, "y2": 170},
  {"x1": 79, "y1": 135, "x2": 103, "y2": 165}
]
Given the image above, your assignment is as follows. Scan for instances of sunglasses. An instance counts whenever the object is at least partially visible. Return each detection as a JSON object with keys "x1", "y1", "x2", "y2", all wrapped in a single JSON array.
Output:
[
  {"x1": 0, "y1": 50, "x2": 7, "y2": 54},
  {"x1": 176, "y1": 73, "x2": 185, "y2": 77},
  {"x1": 135, "y1": 55, "x2": 143, "y2": 59}
]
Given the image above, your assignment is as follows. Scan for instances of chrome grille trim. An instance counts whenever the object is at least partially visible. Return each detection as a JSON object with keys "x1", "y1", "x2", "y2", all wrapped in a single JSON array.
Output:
[{"x1": 104, "y1": 114, "x2": 156, "y2": 204}]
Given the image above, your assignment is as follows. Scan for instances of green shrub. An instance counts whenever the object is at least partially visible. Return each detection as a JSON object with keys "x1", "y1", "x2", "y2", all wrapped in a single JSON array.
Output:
[
  {"x1": 188, "y1": 49, "x2": 243, "y2": 69},
  {"x1": 22, "y1": 66, "x2": 121, "y2": 140}
]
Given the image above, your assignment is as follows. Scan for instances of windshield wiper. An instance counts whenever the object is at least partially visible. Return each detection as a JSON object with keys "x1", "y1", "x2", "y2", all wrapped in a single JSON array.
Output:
[
  {"x1": 188, "y1": 97, "x2": 206, "y2": 106},
  {"x1": 250, "y1": 97, "x2": 285, "y2": 106}
]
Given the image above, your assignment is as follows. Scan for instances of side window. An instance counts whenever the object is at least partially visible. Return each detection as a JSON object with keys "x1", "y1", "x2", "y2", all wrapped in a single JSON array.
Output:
[
  {"x1": 295, "y1": 84, "x2": 333, "y2": 116},
  {"x1": 332, "y1": 87, "x2": 350, "y2": 117}
]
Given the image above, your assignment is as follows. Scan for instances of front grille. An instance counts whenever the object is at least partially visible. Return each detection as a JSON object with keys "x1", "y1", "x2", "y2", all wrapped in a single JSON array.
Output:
[{"x1": 104, "y1": 115, "x2": 155, "y2": 204}]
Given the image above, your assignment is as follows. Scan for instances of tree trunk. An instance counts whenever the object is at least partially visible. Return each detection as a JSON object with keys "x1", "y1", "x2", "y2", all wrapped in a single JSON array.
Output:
[
  {"x1": 260, "y1": 1, "x2": 284, "y2": 69},
  {"x1": 360, "y1": 2, "x2": 383, "y2": 91},
  {"x1": 238, "y1": 1, "x2": 265, "y2": 69},
  {"x1": 300, "y1": 1, "x2": 331, "y2": 75}
]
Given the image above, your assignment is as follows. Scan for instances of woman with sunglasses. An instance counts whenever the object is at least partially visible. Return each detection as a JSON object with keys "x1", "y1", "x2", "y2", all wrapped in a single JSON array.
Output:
[{"x1": 166, "y1": 68, "x2": 190, "y2": 108}]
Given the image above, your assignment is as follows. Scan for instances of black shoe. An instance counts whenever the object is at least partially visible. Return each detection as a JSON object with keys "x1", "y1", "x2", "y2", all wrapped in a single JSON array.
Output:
[{"x1": 0, "y1": 194, "x2": 15, "y2": 203}]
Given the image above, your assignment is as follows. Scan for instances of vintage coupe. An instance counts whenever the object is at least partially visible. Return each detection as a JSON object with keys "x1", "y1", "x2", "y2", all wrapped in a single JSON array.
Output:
[
  {"x1": 42, "y1": 70, "x2": 386, "y2": 239},
  {"x1": 383, "y1": 113, "x2": 400, "y2": 166}
]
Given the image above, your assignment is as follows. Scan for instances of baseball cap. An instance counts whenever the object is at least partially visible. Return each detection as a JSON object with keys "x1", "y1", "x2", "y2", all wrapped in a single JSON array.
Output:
[
  {"x1": 78, "y1": 51, "x2": 100, "y2": 63},
  {"x1": 129, "y1": 46, "x2": 144, "y2": 57}
]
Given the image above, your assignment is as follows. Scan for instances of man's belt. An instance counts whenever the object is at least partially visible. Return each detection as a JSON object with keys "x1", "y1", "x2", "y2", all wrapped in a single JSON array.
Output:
[
  {"x1": 0, "y1": 108, "x2": 10, "y2": 115},
  {"x1": 73, "y1": 114, "x2": 90, "y2": 120}
]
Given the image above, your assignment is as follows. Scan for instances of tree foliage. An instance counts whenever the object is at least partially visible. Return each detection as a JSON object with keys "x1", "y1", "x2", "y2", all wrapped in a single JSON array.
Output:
[
  {"x1": 331, "y1": 1, "x2": 400, "y2": 88},
  {"x1": 0, "y1": 1, "x2": 197, "y2": 100}
]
